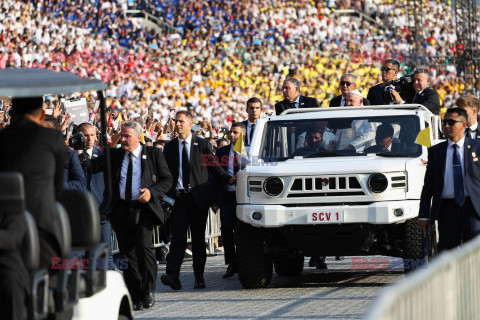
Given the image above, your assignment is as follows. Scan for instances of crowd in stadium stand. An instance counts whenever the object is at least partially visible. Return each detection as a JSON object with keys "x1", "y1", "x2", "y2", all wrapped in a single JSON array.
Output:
[{"x1": 0, "y1": 0, "x2": 476, "y2": 135}]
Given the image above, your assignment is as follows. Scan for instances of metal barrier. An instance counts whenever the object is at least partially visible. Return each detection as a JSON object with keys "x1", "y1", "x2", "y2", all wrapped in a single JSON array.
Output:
[
  {"x1": 367, "y1": 236, "x2": 480, "y2": 320},
  {"x1": 111, "y1": 208, "x2": 221, "y2": 255}
]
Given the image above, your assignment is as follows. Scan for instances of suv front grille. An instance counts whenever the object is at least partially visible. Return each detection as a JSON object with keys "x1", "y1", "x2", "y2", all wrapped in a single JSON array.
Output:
[{"x1": 288, "y1": 176, "x2": 365, "y2": 198}]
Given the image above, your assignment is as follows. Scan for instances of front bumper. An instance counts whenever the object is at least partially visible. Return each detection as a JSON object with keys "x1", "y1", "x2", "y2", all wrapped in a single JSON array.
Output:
[{"x1": 237, "y1": 200, "x2": 419, "y2": 227}]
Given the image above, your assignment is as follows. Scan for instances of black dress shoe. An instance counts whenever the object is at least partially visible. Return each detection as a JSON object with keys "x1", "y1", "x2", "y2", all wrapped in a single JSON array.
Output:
[
  {"x1": 194, "y1": 276, "x2": 206, "y2": 289},
  {"x1": 132, "y1": 301, "x2": 143, "y2": 311},
  {"x1": 316, "y1": 261, "x2": 328, "y2": 270},
  {"x1": 308, "y1": 257, "x2": 318, "y2": 267},
  {"x1": 143, "y1": 292, "x2": 155, "y2": 309},
  {"x1": 335, "y1": 256, "x2": 344, "y2": 260},
  {"x1": 161, "y1": 274, "x2": 182, "y2": 290},
  {"x1": 222, "y1": 264, "x2": 237, "y2": 278}
]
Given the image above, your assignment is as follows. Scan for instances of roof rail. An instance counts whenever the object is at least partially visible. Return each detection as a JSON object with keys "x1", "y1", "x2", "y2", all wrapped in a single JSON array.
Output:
[{"x1": 279, "y1": 104, "x2": 433, "y2": 116}]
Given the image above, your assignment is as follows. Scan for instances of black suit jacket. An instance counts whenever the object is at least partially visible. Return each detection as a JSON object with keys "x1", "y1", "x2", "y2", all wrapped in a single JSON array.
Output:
[
  {"x1": 275, "y1": 95, "x2": 319, "y2": 115},
  {"x1": 89, "y1": 145, "x2": 173, "y2": 224},
  {"x1": 466, "y1": 124, "x2": 480, "y2": 141},
  {"x1": 0, "y1": 119, "x2": 65, "y2": 247},
  {"x1": 419, "y1": 138, "x2": 480, "y2": 221},
  {"x1": 163, "y1": 134, "x2": 232, "y2": 209},
  {"x1": 329, "y1": 94, "x2": 370, "y2": 107},
  {"x1": 367, "y1": 83, "x2": 401, "y2": 106},
  {"x1": 413, "y1": 87, "x2": 441, "y2": 115}
]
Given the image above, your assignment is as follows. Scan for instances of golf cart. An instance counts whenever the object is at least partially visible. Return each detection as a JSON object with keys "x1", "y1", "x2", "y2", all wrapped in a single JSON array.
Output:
[{"x1": 0, "y1": 68, "x2": 133, "y2": 319}]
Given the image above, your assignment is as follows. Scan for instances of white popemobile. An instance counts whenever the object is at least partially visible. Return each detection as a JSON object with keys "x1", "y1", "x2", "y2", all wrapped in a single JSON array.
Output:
[{"x1": 235, "y1": 105, "x2": 441, "y2": 288}]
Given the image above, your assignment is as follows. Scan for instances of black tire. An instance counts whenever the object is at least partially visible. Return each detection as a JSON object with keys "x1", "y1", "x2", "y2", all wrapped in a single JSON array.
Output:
[
  {"x1": 236, "y1": 221, "x2": 273, "y2": 289},
  {"x1": 274, "y1": 254, "x2": 304, "y2": 276},
  {"x1": 402, "y1": 217, "x2": 427, "y2": 273}
]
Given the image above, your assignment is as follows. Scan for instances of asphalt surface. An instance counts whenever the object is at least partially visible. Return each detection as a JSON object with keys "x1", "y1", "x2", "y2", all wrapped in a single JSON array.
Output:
[{"x1": 134, "y1": 255, "x2": 405, "y2": 320}]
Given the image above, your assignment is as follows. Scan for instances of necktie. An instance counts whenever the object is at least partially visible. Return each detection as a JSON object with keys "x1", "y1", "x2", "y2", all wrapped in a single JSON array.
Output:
[
  {"x1": 413, "y1": 93, "x2": 420, "y2": 103},
  {"x1": 290, "y1": 102, "x2": 296, "y2": 109},
  {"x1": 182, "y1": 140, "x2": 190, "y2": 189},
  {"x1": 125, "y1": 152, "x2": 133, "y2": 201},
  {"x1": 452, "y1": 144, "x2": 465, "y2": 206},
  {"x1": 249, "y1": 124, "x2": 255, "y2": 145},
  {"x1": 466, "y1": 127, "x2": 472, "y2": 138},
  {"x1": 86, "y1": 152, "x2": 92, "y2": 186}
]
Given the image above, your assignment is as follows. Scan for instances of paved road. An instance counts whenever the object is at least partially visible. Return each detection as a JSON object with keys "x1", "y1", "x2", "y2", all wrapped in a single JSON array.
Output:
[{"x1": 134, "y1": 255, "x2": 405, "y2": 320}]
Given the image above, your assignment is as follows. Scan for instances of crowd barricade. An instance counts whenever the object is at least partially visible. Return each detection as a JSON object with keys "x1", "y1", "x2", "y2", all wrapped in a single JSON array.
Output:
[
  {"x1": 367, "y1": 236, "x2": 480, "y2": 320},
  {"x1": 111, "y1": 208, "x2": 221, "y2": 255}
]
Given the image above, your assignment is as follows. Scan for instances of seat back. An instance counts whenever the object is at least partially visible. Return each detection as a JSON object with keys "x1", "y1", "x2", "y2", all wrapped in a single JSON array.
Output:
[
  {"x1": 54, "y1": 202, "x2": 72, "y2": 259},
  {"x1": 0, "y1": 171, "x2": 25, "y2": 214},
  {"x1": 21, "y1": 211, "x2": 40, "y2": 273},
  {"x1": 58, "y1": 189, "x2": 100, "y2": 250}
]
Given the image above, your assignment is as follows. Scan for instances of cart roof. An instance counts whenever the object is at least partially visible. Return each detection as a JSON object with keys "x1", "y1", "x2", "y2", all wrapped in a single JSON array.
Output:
[{"x1": 0, "y1": 68, "x2": 107, "y2": 97}]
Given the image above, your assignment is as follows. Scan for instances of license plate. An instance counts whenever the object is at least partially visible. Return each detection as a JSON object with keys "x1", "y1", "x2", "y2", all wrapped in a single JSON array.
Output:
[{"x1": 307, "y1": 210, "x2": 344, "y2": 223}]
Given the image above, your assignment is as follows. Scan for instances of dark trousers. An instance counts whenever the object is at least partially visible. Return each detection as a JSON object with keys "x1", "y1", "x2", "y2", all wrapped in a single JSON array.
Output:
[
  {"x1": 112, "y1": 201, "x2": 157, "y2": 302},
  {"x1": 166, "y1": 192, "x2": 208, "y2": 278},
  {"x1": 0, "y1": 269, "x2": 27, "y2": 320},
  {"x1": 438, "y1": 198, "x2": 480, "y2": 252},
  {"x1": 220, "y1": 191, "x2": 237, "y2": 266},
  {"x1": 38, "y1": 228, "x2": 61, "y2": 270},
  {"x1": 100, "y1": 218, "x2": 113, "y2": 263}
]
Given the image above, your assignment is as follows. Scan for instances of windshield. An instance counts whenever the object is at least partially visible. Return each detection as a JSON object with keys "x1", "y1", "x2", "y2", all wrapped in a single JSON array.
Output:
[{"x1": 260, "y1": 115, "x2": 422, "y2": 161}]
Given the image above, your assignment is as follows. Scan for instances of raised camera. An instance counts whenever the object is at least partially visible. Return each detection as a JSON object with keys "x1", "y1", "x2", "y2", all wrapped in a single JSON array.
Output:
[{"x1": 69, "y1": 132, "x2": 86, "y2": 150}]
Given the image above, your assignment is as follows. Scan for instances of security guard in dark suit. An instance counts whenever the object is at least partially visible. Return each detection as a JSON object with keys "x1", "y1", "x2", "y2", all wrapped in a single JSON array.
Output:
[
  {"x1": 0, "y1": 97, "x2": 65, "y2": 269},
  {"x1": 367, "y1": 59, "x2": 402, "y2": 105},
  {"x1": 243, "y1": 97, "x2": 262, "y2": 146},
  {"x1": 85, "y1": 121, "x2": 172, "y2": 310},
  {"x1": 275, "y1": 78, "x2": 319, "y2": 115},
  {"x1": 456, "y1": 94, "x2": 480, "y2": 140},
  {"x1": 161, "y1": 111, "x2": 235, "y2": 290},
  {"x1": 329, "y1": 73, "x2": 370, "y2": 107},
  {"x1": 411, "y1": 68, "x2": 441, "y2": 115},
  {"x1": 419, "y1": 108, "x2": 480, "y2": 251}
]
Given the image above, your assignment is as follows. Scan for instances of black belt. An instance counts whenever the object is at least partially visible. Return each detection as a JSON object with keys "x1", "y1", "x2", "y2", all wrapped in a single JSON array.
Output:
[{"x1": 175, "y1": 189, "x2": 191, "y2": 198}]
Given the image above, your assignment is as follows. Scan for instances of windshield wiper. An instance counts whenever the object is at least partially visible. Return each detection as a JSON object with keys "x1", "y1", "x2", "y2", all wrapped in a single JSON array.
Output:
[
  {"x1": 375, "y1": 152, "x2": 415, "y2": 158},
  {"x1": 304, "y1": 151, "x2": 344, "y2": 158}
]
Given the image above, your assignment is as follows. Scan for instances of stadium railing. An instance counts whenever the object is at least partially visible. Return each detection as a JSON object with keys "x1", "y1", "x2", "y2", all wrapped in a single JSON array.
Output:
[
  {"x1": 334, "y1": 9, "x2": 384, "y2": 29},
  {"x1": 367, "y1": 236, "x2": 480, "y2": 320},
  {"x1": 112, "y1": 208, "x2": 221, "y2": 255},
  {"x1": 125, "y1": 9, "x2": 182, "y2": 35}
]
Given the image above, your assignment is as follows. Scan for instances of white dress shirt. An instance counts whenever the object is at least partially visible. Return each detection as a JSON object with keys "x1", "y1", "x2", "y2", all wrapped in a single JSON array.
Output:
[
  {"x1": 176, "y1": 134, "x2": 192, "y2": 190},
  {"x1": 227, "y1": 144, "x2": 236, "y2": 192},
  {"x1": 442, "y1": 137, "x2": 468, "y2": 198},
  {"x1": 119, "y1": 144, "x2": 142, "y2": 200},
  {"x1": 467, "y1": 122, "x2": 478, "y2": 139},
  {"x1": 340, "y1": 95, "x2": 346, "y2": 106}
]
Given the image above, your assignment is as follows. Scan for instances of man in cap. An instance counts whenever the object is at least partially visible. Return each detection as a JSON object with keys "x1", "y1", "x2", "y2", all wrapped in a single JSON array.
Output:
[{"x1": 0, "y1": 97, "x2": 66, "y2": 268}]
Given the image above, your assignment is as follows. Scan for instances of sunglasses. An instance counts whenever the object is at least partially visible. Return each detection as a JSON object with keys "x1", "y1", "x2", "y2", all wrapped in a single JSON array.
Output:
[
  {"x1": 340, "y1": 81, "x2": 354, "y2": 86},
  {"x1": 380, "y1": 67, "x2": 397, "y2": 72},
  {"x1": 442, "y1": 119, "x2": 465, "y2": 126}
]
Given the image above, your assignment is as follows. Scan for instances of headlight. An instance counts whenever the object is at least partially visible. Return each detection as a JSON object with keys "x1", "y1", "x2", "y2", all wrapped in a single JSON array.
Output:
[
  {"x1": 263, "y1": 177, "x2": 283, "y2": 196},
  {"x1": 367, "y1": 173, "x2": 388, "y2": 193}
]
